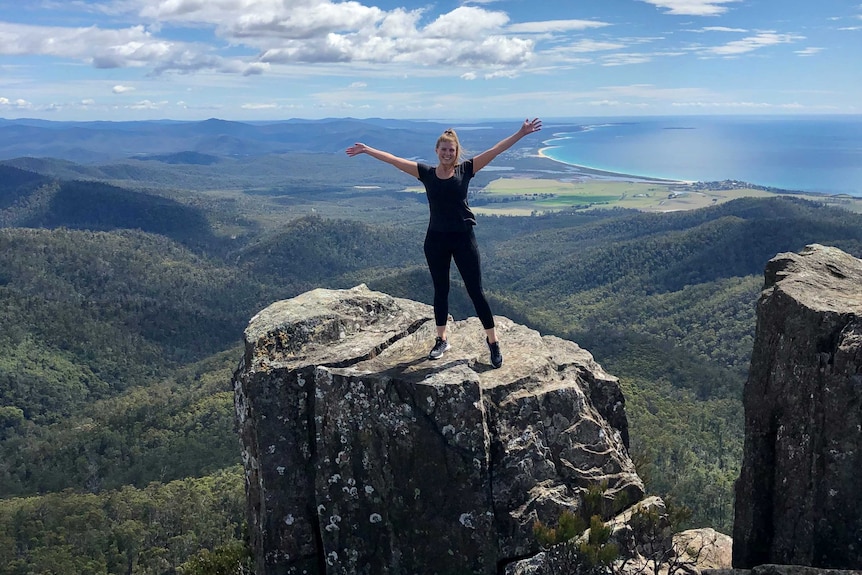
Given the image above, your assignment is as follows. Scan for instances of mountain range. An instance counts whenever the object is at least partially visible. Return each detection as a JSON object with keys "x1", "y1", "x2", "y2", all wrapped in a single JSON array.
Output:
[{"x1": 0, "y1": 117, "x2": 522, "y2": 163}]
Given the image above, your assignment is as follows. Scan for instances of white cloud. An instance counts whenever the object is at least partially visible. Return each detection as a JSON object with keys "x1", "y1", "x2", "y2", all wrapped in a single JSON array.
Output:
[
  {"x1": 794, "y1": 47, "x2": 824, "y2": 56},
  {"x1": 541, "y1": 38, "x2": 625, "y2": 65},
  {"x1": 639, "y1": 0, "x2": 740, "y2": 16},
  {"x1": 588, "y1": 100, "x2": 650, "y2": 109},
  {"x1": 0, "y1": 1, "x2": 625, "y2": 84},
  {"x1": 234, "y1": 2, "x2": 388, "y2": 41},
  {"x1": 671, "y1": 101, "x2": 813, "y2": 110},
  {"x1": 259, "y1": 32, "x2": 533, "y2": 68},
  {"x1": 349, "y1": 81, "x2": 368, "y2": 89},
  {"x1": 424, "y1": 6, "x2": 509, "y2": 37},
  {"x1": 484, "y1": 69, "x2": 519, "y2": 79},
  {"x1": 242, "y1": 62, "x2": 269, "y2": 76},
  {"x1": 0, "y1": 97, "x2": 33, "y2": 109},
  {"x1": 698, "y1": 26, "x2": 748, "y2": 33},
  {"x1": 137, "y1": 0, "x2": 391, "y2": 42},
  {"x1": 0, "y1": 21, "x2": 260, "y2": 75},
  {"x1": 507, "y1": 19, "x2": 610, "y2": 33},
  {"x1": 0, "y1": 22, "x2": 164, "y2": 65},
  {"x1": 564, "y1": 39, "x2": 627, "y2": 53},
  {"x1": 703, "y1": 32, "x2": 804, "y2": 56},
  {"x1": 241, "y1": 102, "x2": 278, "y2": 109},
  {"x1": 602, "y1": 53, "x2": 654, "y2": 66},
  {"x1": 112, "y1": 85, "x2": 135, "y2": 93},
  {"x1": 377, "y1": 9, "x2": 422, "y2": 38},
  {"x1": 129, "y1": 99, "x2": 167, "y2": 109},
  {"x1": 130, "y1": 1, "x2": 540, "y2": 70}
]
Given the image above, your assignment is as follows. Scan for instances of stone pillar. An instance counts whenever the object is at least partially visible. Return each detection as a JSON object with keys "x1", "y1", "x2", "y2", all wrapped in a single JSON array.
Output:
[{"x1": 733, "y1": 245, "x2": 862, "y2": 568}]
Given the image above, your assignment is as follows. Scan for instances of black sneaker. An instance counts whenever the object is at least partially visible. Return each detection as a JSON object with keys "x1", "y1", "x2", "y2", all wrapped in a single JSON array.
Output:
[
  {"x1": 428, "y1": 337, "x2": 451, "y2": 360},
  {"x1": 487, "y1": 338, "x2": 503, "y2": 368}
]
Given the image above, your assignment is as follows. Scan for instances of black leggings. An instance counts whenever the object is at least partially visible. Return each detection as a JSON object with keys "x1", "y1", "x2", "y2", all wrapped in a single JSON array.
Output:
[{"x1": 423, "y1": 228, "x2": 495, "y2": 330}]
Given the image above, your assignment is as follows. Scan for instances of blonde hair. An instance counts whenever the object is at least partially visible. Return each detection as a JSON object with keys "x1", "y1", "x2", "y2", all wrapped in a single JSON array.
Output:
[{"x1": 436, "y1": 128, "x2": 463, "y2": 163}]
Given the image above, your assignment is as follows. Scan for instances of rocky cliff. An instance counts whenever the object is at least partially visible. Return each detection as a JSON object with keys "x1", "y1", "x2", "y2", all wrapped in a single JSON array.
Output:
[
  {"x1": 232, "y1": 284, "x2": 643, "y2": 575},
  {"x1": 733, "y1": 244, "x2": 862, "y2": 568}
]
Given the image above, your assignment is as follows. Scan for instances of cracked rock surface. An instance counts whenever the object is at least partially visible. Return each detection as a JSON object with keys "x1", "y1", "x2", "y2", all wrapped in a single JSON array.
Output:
[{"x1": 233, "y1": 284, "x2": 643, "y2": 575}]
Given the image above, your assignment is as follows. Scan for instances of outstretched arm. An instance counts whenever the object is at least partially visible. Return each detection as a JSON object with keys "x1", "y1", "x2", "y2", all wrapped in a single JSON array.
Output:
[
  {"x1": 473, "y1": 118, "x2": 542, "y2": 173},
  {"x1": 346, "y1": 143, "x2": 420, "y2": 178}
]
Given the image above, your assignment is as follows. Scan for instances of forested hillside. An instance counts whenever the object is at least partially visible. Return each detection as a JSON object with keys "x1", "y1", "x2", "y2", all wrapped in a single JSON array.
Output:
[{"x1": 2, "y1": 159, "x2": 862, "y2": 573}]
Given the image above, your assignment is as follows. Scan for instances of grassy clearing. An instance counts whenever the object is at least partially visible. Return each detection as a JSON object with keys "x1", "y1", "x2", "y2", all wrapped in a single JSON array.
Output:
[{"x1": 471, "y1": 177, "x2": 862, "y2": 215}]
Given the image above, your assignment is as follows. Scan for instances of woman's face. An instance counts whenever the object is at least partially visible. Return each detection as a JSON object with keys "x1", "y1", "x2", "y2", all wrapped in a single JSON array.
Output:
[{"x1": 436, "y1": 140, "x2": 457, "y2": 167}]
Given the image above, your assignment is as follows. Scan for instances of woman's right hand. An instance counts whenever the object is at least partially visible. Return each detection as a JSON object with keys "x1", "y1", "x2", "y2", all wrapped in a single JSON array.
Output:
[
  {"x1": 345, "y1": 143, "x2": 368, "y2": 157},
  {"x1": 344, "y1": 143, "x2": 419, "y2": 177}
]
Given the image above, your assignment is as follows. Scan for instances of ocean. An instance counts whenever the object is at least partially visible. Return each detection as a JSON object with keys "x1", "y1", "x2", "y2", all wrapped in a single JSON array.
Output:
[{"x1": 538, "y1": 115, "x2": 862, "y2": 197}]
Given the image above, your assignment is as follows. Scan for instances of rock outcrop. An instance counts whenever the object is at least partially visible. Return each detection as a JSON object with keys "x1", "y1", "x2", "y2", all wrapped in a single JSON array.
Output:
[
  {"x1": 733, "y1": 245, "x2": 862, "y2": 568},
  {"x1": 233, "y1": 284, "x2": 643, "y2": 575}
]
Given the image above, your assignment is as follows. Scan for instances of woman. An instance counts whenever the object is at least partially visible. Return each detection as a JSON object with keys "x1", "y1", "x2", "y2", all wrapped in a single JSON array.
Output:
[{"x1": 346, "y1": 118, "x2": 542, "y2": 368}]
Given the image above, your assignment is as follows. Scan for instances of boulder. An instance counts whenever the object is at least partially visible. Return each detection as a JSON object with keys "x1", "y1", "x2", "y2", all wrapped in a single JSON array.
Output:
[
  {"x1": 733, "y1": 245, "x2": 862, "y2": 568},
  {"x1": 506, "y1": 498, "x2": 733, "y2": 574},
  {"x1": 233, "y1": 284, "x2": 643, "y2": 575},
  {"x1": 674, "y1": 528, "x2": 733, "y2": 571}
]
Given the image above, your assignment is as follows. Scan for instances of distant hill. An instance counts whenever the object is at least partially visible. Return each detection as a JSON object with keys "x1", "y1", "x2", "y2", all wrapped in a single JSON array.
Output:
[
  {"x1": 235, "y1": 215, "x2": 422, "y2": 283},
  {"x1": 0, "y1": 117, "x2": 464, "y2": 163},
  {"x1": 0, "y1": 150, "x2": 432, "y2": 196},
  {"x1": 0, "y1": 165, "x2": 49, "y2": 210},
  {"x1": 135, "y1": 151, "x2": 223, "y2": 165},
  {"x1": 0, "y1": 165, "x2": 217, "y2": 248}
]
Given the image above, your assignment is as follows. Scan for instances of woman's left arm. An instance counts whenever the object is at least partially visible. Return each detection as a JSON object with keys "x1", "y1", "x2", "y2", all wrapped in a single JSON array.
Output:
[{"x1": 473, "y1": 118, "x2": 542, "y2": 173}]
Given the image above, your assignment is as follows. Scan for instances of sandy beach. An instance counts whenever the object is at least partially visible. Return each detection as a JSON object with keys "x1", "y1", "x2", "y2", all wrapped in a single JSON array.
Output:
[{"x1": 536, "y1": 145, "x2": 685, "y2": 184}]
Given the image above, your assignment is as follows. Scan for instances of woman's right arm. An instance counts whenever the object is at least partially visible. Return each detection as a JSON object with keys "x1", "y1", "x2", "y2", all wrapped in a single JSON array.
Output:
[{"x1": 346, "y1": 143, "x2": 420, "y2": 178}]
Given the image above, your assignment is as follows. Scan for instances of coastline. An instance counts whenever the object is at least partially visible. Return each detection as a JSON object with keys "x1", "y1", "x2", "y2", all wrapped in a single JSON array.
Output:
[
  {"x1": 532, "y1": 117, "x2": 862, "y2": 197},
  {"x1": 533, "y1": 146, "x2": 841, "y2": 198},
  {"x1": 536, "y1": 145, "x2": 688, "y2": 185}
]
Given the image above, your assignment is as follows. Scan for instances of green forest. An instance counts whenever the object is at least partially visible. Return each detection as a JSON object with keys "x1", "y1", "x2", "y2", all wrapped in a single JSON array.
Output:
[{"x1": 2, "y1": 157, "x2": 862, "y2": 574}]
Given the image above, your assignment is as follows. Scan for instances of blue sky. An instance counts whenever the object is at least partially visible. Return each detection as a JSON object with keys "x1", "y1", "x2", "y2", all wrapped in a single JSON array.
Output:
[{"x1": 0, "y1": 0, "x2": 860, "y2": 121}]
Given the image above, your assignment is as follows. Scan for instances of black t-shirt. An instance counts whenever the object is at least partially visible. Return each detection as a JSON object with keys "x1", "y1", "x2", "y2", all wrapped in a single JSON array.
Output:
[{"x1": 417, "y1": 159, "x2": 477, "y2": 232}]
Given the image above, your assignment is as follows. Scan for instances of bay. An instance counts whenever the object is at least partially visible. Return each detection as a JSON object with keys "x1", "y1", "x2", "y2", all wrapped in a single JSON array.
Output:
[{"x1": 539, "y1": 115, "x2": 862, "y2": 197}]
